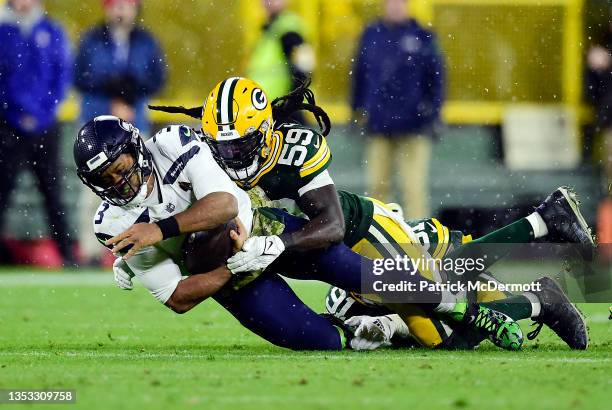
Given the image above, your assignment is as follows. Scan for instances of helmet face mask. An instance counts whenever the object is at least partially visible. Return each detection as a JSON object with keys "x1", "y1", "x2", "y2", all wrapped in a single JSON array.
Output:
[
  {"x1": 74, "y1": 116, "x2": 152, "y2": 207},
  {"x1": 206, "y1": 128, "x2": 265, "y2": 182},
  {"x1": 81, "y1": 147, "x2": 145, "y2": 207}
]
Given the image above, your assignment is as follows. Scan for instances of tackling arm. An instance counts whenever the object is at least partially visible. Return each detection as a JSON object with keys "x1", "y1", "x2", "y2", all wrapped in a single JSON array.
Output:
[
  {"x1": 161, "y1": 217, "x2": 246, "y2": 313},
  {"x1": 226, "y1": 176, "x2": 345, "y2": 273},
  {"x1": 280, "y1": 184, "x2": 345, "y2": 251},
  {"x1": 126, "y1": 218, "x2": 246, "y2": 314}
]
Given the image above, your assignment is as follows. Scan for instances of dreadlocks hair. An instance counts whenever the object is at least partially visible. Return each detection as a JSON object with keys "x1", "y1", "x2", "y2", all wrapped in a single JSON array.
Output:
[
  {"x1": 270, "y1": 78, "x2": 331, "y2": 137},
  {"x1": 148, "y1": 77, "x2": 331, "y2": 136},
  {"x1": 147, "y1": 104, "x2": 203, "y2": 120}
]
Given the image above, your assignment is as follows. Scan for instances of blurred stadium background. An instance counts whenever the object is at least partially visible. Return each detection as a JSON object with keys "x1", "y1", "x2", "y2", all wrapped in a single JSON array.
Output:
[{"x1": 1, "y1": 0, "x2": 610, "y2": 267}]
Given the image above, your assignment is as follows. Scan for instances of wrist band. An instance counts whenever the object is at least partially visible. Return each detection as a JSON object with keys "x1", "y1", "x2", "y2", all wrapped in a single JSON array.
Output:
[{"x1": 155, "y1": 217, "x2": 180, "y2": 240}]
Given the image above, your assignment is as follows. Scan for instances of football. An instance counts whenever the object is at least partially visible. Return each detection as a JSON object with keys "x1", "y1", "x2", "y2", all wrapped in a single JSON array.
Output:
[{"x1": 181, "y1": 220, "x2": 238, "y2": 274}]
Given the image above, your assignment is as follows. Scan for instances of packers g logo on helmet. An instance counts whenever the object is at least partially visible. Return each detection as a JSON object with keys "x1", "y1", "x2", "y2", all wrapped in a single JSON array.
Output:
[
  {"x1": 201, "y1": 77, "x2": 273, "y2": 182},
  {"x1": 251, "y1": 88, "x2": 267, "y2": 110}
]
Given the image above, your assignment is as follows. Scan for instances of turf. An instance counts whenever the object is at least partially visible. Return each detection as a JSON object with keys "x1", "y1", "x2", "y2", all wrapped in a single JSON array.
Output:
[{"x1": 0, "y1": 270, "x2": 610, "y2": 410}]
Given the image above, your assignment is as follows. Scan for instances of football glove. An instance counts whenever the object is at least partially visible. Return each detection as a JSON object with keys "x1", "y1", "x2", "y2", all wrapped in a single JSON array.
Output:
[
  {"x1": 227, "y1": 235, "x2": 285, "y2": 274},
  {"x1": 113, "y1": 258, "x2": 134, "y2": 290},
  {"x1": 345, "y1": 315, "x2": 394, "y2": 351}
]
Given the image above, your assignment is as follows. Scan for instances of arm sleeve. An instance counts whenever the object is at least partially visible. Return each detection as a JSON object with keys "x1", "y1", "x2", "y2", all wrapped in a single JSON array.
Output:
[
  {"x1": 125, "y1": 247, "x2": 182, "y2": 304},
  {"x1": 297, "y1": 169, "x2": 334, "y2": 197}
]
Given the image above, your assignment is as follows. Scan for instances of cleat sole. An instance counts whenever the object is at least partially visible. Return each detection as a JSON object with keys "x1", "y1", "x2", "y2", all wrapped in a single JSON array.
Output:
[{"x1": 557, "y1": 186, "x2": 595, "y2": 246}]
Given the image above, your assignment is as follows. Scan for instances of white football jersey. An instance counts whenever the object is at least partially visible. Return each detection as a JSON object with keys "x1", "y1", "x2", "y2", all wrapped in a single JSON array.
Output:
[{"x1": 93, "y1": 125, "x2": 253, "y2": 303}]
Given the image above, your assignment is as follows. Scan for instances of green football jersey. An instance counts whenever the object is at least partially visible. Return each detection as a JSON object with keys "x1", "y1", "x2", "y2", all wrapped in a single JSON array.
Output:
[
  {"x1": 246, "y1": 122, "x2": 372, "y2": 246},
  {"x1": 337, "y1": 190, "x2": 374, "y2": 248},
  {"x1": 407, "y1": 218, "x2": 468, "y2": 259},
  {"x1": 248, "y1": 123, "x2": 331, "y2": 200},
  {"x1": 245, "y1": 123, "x2": 468, "y2": 252}
]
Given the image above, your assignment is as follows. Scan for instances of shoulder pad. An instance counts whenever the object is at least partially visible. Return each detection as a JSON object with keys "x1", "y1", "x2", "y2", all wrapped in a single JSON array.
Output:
[
  {"x1": 276, "y1": 122, "x2": 319, "y2": 132},
  {"x1": 151, "y1": 125, "x2": 198, "y2": 160}
]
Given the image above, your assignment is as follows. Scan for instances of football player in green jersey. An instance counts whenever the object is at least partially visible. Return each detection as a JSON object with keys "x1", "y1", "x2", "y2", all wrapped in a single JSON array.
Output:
[
  {"x1": 150, "y1": 77, "x2": 592, "y2": 350},
  {"x1": 325, "y1": 214, "x2": 586, "y2": 350}
]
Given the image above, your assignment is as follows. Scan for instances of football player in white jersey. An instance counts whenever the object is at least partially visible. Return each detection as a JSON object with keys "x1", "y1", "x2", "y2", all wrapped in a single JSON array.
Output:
[
  {"x1": 75, "y1": 116, "x2": 252, "y2": 309},
  {"x1": 75, "y1": 116, "x2": 526, "y2": 351},
  {"x1": 75, "y1": 115, "x2": 351, "y2": 350}
]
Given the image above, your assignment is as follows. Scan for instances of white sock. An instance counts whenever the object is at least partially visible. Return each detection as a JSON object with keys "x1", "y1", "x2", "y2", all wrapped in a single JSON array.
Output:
[
  {"x1": 523, "y1": 292, "x2": 542, "y2": 318},
  {"x1": 526, "y1": 212, "x2": 549, "y2": 238}
]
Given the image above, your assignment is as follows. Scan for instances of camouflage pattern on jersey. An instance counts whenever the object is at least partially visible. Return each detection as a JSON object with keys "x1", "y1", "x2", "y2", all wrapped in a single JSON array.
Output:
[
  {"x1": 247, "y1": 186, "x2": 275, "y2": 209},
  {"x1": 221, "y1": 206, "x2": 286, "y2": 293}
]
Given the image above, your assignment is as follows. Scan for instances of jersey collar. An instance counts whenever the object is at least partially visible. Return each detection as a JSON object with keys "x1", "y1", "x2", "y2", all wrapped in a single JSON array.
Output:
[
  {"x1": 241, "y1": 130, "x2": 283, "y2": 189},
  {"x1": 142, "y1": 166, "x2": 163, "y2": 207}
]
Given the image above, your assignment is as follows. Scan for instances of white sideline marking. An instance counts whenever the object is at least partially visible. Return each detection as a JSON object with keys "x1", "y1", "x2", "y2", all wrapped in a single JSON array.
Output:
[
  {"x1": 0, "y1": 351, "x2": 608, "y2": 363},
  {"x1": 0, "y1": 273, "x2": 112, "y2": 286},
  {"x1": 0, "y1": 273, "x2": 328, "y2": 288}
]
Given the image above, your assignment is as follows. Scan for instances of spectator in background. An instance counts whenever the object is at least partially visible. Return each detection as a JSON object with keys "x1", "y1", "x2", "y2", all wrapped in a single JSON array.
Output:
[
  {"x1": 585, "y1": 8, "x2": 612, "y2": 192},
  {"x1": 585, "y1": 6, "x2": 612, "y2": 256},
  {"x1": 0, "y1": 0, "x2": 75, "y2": 265},
  {"x1": 351, "y1": 0, "x2": 444, "y2": 220},
  {"x1": 247, "y1": 0, "x2": 315, "y2": 101},
  {"x1": 74, "y1": 0, "x2": 166, "y2": 265},
  {"x1": 75, "y1": 0, "x2": 166, "y2": 135}
]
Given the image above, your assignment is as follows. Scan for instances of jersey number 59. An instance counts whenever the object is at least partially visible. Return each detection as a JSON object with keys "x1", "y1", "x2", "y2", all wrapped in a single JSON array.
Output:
[{"x1": 278, "y1": 129, "x2": 315, "y2": 166}]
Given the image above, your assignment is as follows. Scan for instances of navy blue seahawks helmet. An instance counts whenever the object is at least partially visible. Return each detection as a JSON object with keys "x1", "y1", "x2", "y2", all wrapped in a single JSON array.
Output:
[{"x1": 74, "y1": 116, "x2": 152, "y2": 206}]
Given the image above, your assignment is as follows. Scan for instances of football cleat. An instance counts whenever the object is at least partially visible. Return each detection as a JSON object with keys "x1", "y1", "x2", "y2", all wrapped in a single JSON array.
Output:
[
  {"x1": 462, "y1": 304, "x2": 524, "y2": 351},
  {"x1": 535, "y1": 187, "x2": 595, "y2": 258},
  {"x1": 527, "y1": 276, "x2": 589, "y2": 350}
]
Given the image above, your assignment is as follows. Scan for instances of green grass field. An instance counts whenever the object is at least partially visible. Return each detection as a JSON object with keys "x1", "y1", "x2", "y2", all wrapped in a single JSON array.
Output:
[{"x1": 0, "y1": 269, "x2": 610, "y2": 410}]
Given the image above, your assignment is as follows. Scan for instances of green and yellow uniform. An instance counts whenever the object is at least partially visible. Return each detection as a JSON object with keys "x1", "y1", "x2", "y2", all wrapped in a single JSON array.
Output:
[{"x1": 242, "y1": 123, "x2": 482, "y2": 347}]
